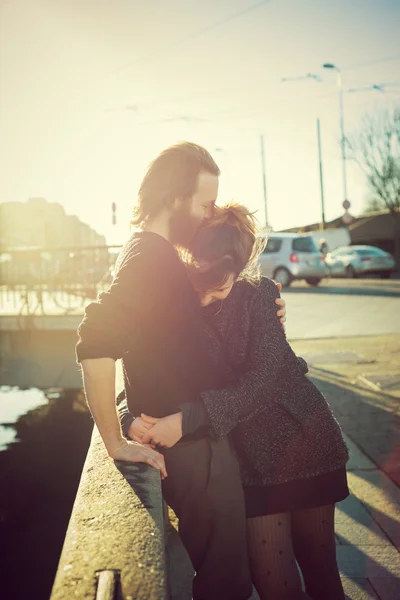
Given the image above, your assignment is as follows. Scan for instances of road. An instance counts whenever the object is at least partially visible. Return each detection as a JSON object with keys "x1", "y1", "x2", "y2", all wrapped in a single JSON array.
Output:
[
  {"x1": 1, "y1": 277, "x2": 399, "y2": 340},
  {"x1": 283, "y1": 277, "x2": 400, "y2": 340}
]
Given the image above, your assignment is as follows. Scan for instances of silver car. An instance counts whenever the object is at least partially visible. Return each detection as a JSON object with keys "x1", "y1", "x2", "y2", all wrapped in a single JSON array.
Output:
[
  {"x1": 258, "y1": 233, "x2": 329, "y2": 287},
  {"x1": 325, "y1": 245, "x2": 395, "y2": 278}
]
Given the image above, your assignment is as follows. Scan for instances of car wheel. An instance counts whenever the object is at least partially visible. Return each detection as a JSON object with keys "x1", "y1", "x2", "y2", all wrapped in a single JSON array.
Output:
[
  {"x1": 274, "y1": 267, "x2": 292, "y2": 288},
  {"x1": 380, "y1": 271, "x2": 391, "y2": 279},
  {"x1": 346, "y1": 265, "x2": 356, "y2": 278},
  {"x1": 305, "y1": 277, "x2": 321, "y2": 286}
]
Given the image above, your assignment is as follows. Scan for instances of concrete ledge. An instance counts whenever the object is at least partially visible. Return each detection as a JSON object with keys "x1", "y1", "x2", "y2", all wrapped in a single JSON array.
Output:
[
  {"x1": 51, "y1": 427, "x2": 167, "y2": 600},
  {"x1": 0, "y1": 314, "x2": 82, "y2": 331}
]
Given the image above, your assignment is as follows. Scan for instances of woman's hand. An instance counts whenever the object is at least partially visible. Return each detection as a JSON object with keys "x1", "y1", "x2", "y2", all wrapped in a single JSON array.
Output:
[
  {"x1": 112, "y1": 439, "x2": 167, "y2": 479},
  {"x1": 127, "y1": 416, "x2": 153, "y2": 443},
  {"x1": 141, "y1": 412, "x2": 183, "y2": 449},
  {"x1": 274, "y1": 281, "x2": 286, "y2": 327}
]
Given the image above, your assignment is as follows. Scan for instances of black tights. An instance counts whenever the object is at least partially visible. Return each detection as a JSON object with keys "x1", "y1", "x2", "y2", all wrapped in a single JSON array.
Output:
[{"x1": 247, "y1": 504, "x2": 345, "y2": 600}]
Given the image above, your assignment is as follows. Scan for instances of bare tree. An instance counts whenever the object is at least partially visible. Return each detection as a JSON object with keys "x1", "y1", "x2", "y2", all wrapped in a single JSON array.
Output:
[{"x1": 347, "y1": 106, "x2": 400, "y2": 212}]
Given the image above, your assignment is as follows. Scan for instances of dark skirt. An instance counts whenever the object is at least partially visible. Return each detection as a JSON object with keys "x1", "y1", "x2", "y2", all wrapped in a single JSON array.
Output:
[{"x1": 244, "y1": 467, "x2": 349, "y2": 518}]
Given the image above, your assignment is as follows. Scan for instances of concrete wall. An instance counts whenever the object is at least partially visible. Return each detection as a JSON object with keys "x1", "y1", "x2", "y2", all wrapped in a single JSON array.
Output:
[
  {"x1": 0, "y1": 317, "x2": 82, "y2": 388},
  {"x1": 50, "y1": 427, "x2": 168, "y2": 600}
]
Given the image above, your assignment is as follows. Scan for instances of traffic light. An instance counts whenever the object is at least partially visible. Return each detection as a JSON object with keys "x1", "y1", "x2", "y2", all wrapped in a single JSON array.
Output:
[{"x1": 111, "y1": 202, "x2": 117, "y2": 225}]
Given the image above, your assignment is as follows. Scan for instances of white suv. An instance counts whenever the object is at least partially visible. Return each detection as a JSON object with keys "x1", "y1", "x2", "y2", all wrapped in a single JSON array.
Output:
[{"x1": 259, "y1": 233, "x2": 329, "y2": 287}]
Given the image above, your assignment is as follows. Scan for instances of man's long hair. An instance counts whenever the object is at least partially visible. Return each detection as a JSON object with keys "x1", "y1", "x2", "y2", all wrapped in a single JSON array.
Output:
[{"x1": 131, "y1": 142, "x2": 220, "y2": 228}]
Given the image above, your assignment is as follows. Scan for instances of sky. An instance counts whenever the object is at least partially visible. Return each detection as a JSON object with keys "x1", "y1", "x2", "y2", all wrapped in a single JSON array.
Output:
[{"x1": 1, "y1": 0, "x2": 400, "y2": 244}]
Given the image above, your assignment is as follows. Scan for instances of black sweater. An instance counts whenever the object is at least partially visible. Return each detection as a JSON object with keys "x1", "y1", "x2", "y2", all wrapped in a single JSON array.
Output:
[{"x1": 76, "y1": 232, "x2": 232, "y2": 418}]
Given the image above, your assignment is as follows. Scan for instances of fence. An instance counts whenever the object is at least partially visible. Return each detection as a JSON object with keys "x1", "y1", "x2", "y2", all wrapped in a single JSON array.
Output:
[{"x1": 0, "y1": 245, "x2": 122, "y2": 316}]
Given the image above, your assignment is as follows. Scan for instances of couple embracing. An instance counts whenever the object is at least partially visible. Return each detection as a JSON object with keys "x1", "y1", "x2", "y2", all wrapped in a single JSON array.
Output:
[{"x1": 77, "y1": 142, "x2": 349, "y2": 600}]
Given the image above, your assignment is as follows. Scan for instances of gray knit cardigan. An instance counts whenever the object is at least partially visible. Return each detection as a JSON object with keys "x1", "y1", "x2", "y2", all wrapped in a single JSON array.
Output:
[{"x1": 198, "y1": 277, "x2": 349, "y2": 487}]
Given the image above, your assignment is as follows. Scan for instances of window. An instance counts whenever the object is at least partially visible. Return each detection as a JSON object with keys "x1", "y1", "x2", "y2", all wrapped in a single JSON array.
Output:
[
  {"x1": 356, "y1": 247, "x2": 385, "y2": 256},
  {"x1": 292, "y1": 237, "x2": 318, "y2": 253},
  {"x1": 353, "y1": 248, "x2": 382, "y2": 257},
  {"x1": 331, "y1": 247, "x2": 349, "y2": 256},
  {"x1": 263, "y1": 238, "x2": 282, "y2": 254}
]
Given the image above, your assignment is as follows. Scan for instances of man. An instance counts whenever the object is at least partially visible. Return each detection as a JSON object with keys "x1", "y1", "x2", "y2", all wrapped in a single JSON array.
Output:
[{"x1": 76, "y1": 142, "x2": 284, "y2": 599}]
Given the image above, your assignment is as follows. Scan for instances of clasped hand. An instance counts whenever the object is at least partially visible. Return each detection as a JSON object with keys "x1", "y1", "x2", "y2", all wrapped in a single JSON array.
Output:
[{"x1": 128, "y1": 412, "x2": 183, "y2": 449}]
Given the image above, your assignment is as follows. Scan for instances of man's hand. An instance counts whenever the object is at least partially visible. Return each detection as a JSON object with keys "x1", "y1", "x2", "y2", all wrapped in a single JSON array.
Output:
[
  {"x1": 127, "y1": 416, "x2": 153, "y2": 443},
  {"x1": 274, "y1": 281, "x2": 286, "y2": 327},
  {"x1": 141, "y1": 412, "x2": 183, "y2": 449},
  {"x1": 112, "y1": 439, "x2": 167, "y2": 479}
]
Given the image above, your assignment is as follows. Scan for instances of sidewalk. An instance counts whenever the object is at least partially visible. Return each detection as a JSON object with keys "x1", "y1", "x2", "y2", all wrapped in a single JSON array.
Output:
[
  {"x1": 291, "y1": 334, "x2": 400, "y2": 600},
  {"x1": 168, "y1": 334, "x2": 400, "y2": 600}
]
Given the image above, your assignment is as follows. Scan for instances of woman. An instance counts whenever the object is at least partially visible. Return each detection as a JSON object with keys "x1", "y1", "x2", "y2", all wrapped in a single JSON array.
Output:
[{"x1": 118, "y1": 204, "x2": 349, "y2": 600}]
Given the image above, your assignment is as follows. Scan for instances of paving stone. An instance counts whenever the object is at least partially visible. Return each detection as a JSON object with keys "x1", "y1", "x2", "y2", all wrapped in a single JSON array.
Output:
[
  {"x1": 341, "y1": 577, "x2": 379, "y2": 599},
  {"x1": 336, "y1": 523, "x2": 391, "y2": 546},
  {"x1": 336, "y1": 493, "x2": 392, "y2": 546},
  {"x1": 336, "y1": 495, "x2": 380, "y2": 526},
  {"x1": 343, "y1": 433, "x2": 377, "y2": 470},
  {"x1": 347, "y1": 471, "x2": 400, "y2": 547},
  {"x1": 337, "y1": 546, "x2": 400, "y2": 578},
  {"x1": 369, "y1": 578, "x2": 400, "y2": 600}
]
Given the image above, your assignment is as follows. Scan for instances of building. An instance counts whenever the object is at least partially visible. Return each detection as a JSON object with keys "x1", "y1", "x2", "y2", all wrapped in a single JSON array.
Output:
[
  {"x1": 0, "y1": 197, "x2": 106, "y2": 248},
  {"x1": 280, "y1": 209, "x2": 400, "y2": 268},
  {"x1": 347, "y1": 210, "x2": 400, "y2": 259}
]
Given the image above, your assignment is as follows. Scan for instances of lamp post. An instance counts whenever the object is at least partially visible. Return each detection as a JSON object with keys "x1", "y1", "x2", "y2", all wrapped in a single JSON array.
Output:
[
  {"x1": 280, "y1": 75, "x2": 326, "y2": 229},
  {"x1": 260, "y1": 134, "x2": 268, "y2": 227},
  {"x1": 316, "y1": 118, "x2": 326, "y2": 230},
  {"x1": 322, "y1": 62, "x2": 348, "y2": 205}
]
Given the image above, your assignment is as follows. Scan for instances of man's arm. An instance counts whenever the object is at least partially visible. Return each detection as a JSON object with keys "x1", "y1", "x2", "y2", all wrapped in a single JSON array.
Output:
[
  {"x1": 81, "y1": 358, "x2": 167, "y2": 475},
  {"x1": 81, "y1": 358, "x2": 123, "y2": 456},
  {"x1": 76, "y1": 239, "x2": 180, "y2": 473},
  {"x1": 274, "y1": 282, "x2": 286, "y2": 327},
  {"x1": 116, "y1": 393, "x2": 153, "y2": 442},
  {"x1": 116, "y1": 393, "x2": 135, "y2": 438}
]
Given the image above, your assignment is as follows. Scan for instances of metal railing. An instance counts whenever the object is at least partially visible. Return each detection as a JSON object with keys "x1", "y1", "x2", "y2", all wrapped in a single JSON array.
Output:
[{"x1": 0, "y1": 245, "x2": 122, "y2": 316}]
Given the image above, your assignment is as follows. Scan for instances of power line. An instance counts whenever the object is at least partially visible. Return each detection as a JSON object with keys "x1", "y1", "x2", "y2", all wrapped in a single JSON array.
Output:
[
  {"x1": 109, "y1": 0, "x2": 274, "y2": 77},
  {"x1": 342, "y1": 52, "x2": 400, "y2": 72}
]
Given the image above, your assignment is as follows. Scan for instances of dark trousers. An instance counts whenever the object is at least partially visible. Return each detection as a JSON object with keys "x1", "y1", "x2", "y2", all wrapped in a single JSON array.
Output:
[{"x1": 162, "y1": 437, "x2": 253, "y2": 600}]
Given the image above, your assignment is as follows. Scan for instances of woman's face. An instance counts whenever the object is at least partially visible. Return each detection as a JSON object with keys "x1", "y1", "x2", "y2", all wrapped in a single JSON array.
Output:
[{"x1": 198, "y1": 273, "x2": 236, "y2": 307}]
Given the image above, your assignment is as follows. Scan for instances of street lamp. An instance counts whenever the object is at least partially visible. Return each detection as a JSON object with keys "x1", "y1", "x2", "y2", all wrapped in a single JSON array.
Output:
[
  {"x1": 281, "y1": 73, "x2": 326, "y2": 229},
  {"x1": 322, "y1": 62, "x2": 348, "y2": 205}
]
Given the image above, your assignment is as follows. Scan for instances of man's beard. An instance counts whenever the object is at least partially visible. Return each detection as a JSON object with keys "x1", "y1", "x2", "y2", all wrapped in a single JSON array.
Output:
[{"x1": 169, "y1": 202, "x2": 202, "y2": 250}]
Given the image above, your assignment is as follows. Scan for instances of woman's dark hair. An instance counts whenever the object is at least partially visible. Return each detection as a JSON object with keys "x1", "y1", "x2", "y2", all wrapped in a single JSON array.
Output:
[
  {"x1": 131, "y1": 142, "x2": 220, "y2": 227},
  {"x1": 186, "y1": 203, "x2": 266, "y2": 292}
]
